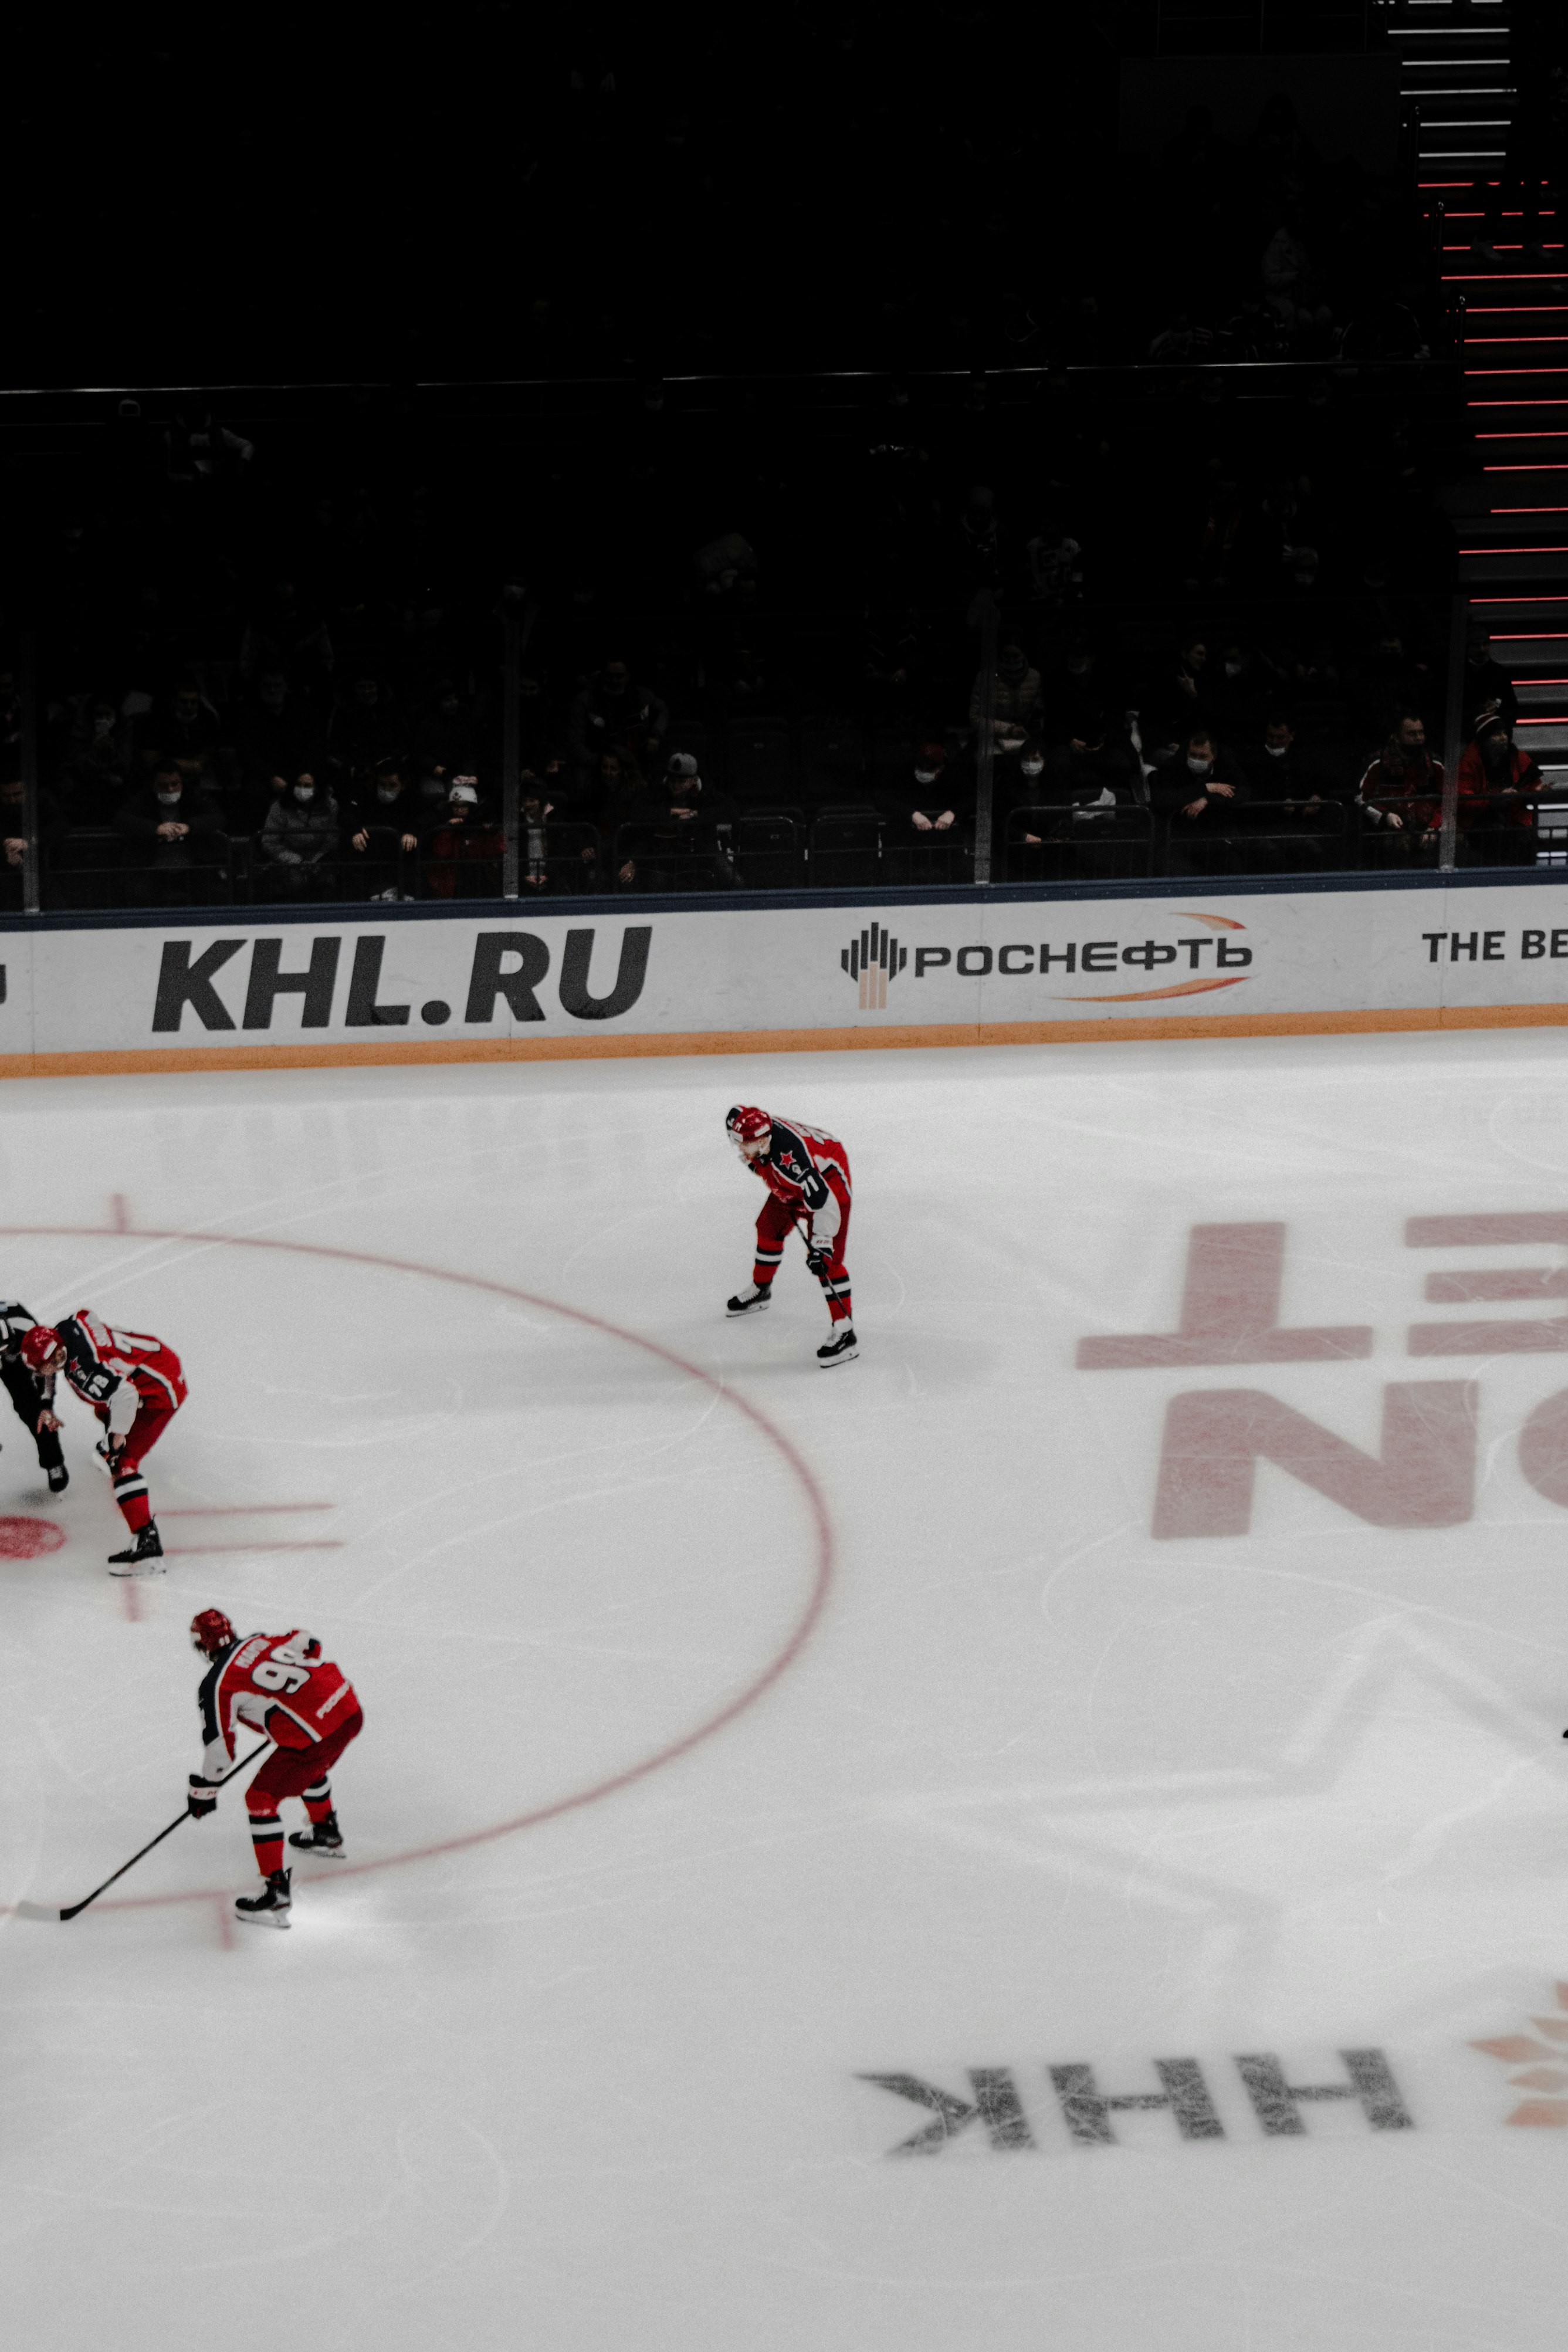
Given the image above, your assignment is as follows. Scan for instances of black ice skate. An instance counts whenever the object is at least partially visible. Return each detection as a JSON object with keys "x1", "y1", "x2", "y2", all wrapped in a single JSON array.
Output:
[
  {"x1": 726, "y1": 1284, "x2": 773, "y2": 1317},
  {"x1": 289, "y1": 1812, "x2": 346, "y2": 1859},
  {"x1": 817, "y1": 1326, "x2": 859, "y2": 1367},
  {"x1": 235, "y1": 1867, "x2": 293, "y2": 1929},
  {"x1": 46, "y1": 1464, "x2": 68, "y2": 1493},
  {"x1": 107, "y1": 1522, "x2": 164, "y2": 1575}
]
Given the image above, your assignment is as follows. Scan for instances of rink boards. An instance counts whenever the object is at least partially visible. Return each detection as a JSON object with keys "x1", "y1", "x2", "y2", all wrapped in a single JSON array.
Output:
[{"x1": 1, "y1": 870, "x2": 1567, "y2": 1073}]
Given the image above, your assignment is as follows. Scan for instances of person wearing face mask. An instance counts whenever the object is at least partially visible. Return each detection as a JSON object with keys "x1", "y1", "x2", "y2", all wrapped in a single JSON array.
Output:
[
  {"x1": 1455, "y1": 718, "x2": 1542, "y2": 865},
  {"x1": 114, "y1": 758, "x2": 226, "y2": 905},
  {"x1": 1009, "y1": 722, "x2": 1140, "y2": 876},
  {"x1": 344, "y1": 761, "x2": 425, "y2": 898},
  {"x1": 259, "y1": 769, "x2": 341, "y2": 896},
  {"x1": 886, "y1": 741, "x2": 974, "y2": 842},
  {"x1": 970, "y1": 644, "x2": 1041, "y2": 744},
  {"x1": 1151, "y1": 725, "x2": 1251, "y2": 874},
  {"x1": 1238, "y1": 714, "x2": 1347, "y2": 870}
]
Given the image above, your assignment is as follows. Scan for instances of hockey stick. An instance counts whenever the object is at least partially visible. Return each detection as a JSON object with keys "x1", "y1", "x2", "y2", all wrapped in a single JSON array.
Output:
[{"x1": 15, "y1": 1740, "x2": 273, "y2": 1923}]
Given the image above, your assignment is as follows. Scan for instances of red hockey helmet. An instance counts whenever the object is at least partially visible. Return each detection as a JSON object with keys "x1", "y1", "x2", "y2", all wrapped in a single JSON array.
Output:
[
  {"x1": 190, "y1": 1608, "x2": 238, "y2": 1658},
  {"x1": 19, "y1": 1324, "x2": 62, "y2": 1372},
  {"x1": 726, "y1": 1104, "x2": 771, "y2": 1157}
]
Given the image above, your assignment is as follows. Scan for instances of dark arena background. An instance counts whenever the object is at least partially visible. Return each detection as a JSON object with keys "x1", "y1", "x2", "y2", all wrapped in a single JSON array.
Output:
[{"x1": 6, "y1": 6, "x2": 1568, "y2": 2348}]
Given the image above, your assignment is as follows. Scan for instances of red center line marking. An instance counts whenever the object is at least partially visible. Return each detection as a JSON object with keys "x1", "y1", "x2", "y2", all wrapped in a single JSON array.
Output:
[
  {"x1": 160, "y1": 1503, "x2": 336, "y2": 1517},
  {"x1": 163, "y1": 1540, "x2": 347, "y2": 1555}
]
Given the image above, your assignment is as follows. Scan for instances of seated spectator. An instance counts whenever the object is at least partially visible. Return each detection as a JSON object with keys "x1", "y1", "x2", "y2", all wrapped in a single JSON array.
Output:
[
  {"x1": 568, "y1": 660, "x2": 669, "y2": 786},
  {"x1": 260, "y1": 769, "x2": 341, "y2": 893},
  {"x1": 344, "y1": 762, "x2": 424, "y2": 899},
  {"x1": 113, "y1": 759, "x2": 226, "y2": 903},
  {"x1": 886, "y1": 740, "x2": 971, "y2": 835},
  {"x1": 326, "y1": 675, "x2": 407, "y2": 784},
  {"x1": 514, "y1": 764, "x2": 601, "y2": 894},
  {"x1": 1356, "y1": 713, "x2": 1445, "y2": 853},
  {"x1": 1457, "y1": 716, "x2": 1542, "y2": 863},
  {"x1": 0, "y1": 771, "x2": 68, "y2": 895},
  {"x1": 970, "y1": 643, "x2": 1041, "y2": 744},
  {"x1": 143, "y1": 679, "x2": 222, "y2": 784},
  {"x1": 1012, "y1": 723, "x2": 1139, "y2": 839},
  {"x1": 425, "y1": 780, "x2": 504, "y2": 899},
  {"x1": 588, "y1": 746, "x2": 652, "y2": 835},
  {"x1": 662, "y1": 753, "x2": 736, "y2": 836},
  {"x1": 60, "y1": 698, "x2": 131, "y2": 820},
  {"x1": 1244, "y1": 712, "x2": 1345, "y2": 808},
  {"x1": 411, "y1": 681, "x2": 485, "y2": 780},
  {"x1": 1144, "y1": 635, "x2": 1210, "y2": 736},
  {"x1": 1152, "y1": 726, "x2": 1251, "y2": 871}
]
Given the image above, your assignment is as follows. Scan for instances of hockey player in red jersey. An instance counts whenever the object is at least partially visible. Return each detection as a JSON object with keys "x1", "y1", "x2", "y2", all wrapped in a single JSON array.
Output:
[
  {"x1": 23, "y1": 1309, "x2": 187, "y2": 1573},
  {"x1": 724, "y1": 1104, "x2": 858, "y2": 1365},
  {"x1": 187, "y1": 1608, "x2": 364, "y2": 1928}
]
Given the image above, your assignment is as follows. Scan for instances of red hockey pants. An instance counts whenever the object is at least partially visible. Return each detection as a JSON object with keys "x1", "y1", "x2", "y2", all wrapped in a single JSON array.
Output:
[
  {"x1": 246, "y1": 1707, "x2": 364, "y2": 1877},
  {"x1": 96, "y1": 1392, "x2": 180, "y2": 1533},
  {"x1": 752, "y1": 1188, "x2": 853, "y2": 1324}
]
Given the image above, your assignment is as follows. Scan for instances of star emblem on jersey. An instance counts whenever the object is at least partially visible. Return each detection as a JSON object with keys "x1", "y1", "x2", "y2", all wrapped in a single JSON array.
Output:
[
  {"x1": 1471, "y1": 1984, "x2": 1568, "y2": 2126},
  {"x1": 842, "y1": 921, "x2": 907, "y2": 1010}
]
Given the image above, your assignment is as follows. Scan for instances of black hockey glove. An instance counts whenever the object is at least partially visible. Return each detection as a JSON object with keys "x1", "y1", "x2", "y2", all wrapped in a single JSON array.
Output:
[
  {"x1": 805, "y1": 1238, "x2": 833, "y2": 1277},
  {"x1": 187, "y1": 1774, "x2": 219, "y2": 1820}
]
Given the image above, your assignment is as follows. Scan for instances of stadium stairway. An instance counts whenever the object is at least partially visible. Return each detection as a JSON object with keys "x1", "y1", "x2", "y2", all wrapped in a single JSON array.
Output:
[{"x1": 1393, "y1": 0, "x2": 1568, "y2": 811}]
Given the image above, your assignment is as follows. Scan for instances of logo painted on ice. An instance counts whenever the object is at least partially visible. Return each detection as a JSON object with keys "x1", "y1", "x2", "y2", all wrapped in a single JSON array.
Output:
[
  {"x1": 860, "y1": 2048, "x2": 1414, "y2": 2155},
  {"x1": 1471, "y1": 1981, "x2": 1568, "y2": 2126},
  {"x1": 841, "y1": 921, "x2": 907, "y2": 1011}
]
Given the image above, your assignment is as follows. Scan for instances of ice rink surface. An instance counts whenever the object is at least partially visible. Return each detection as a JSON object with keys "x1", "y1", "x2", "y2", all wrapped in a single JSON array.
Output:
[{"x1": 6, "y1": 1031, "x2": 1568, "y2": 2348}]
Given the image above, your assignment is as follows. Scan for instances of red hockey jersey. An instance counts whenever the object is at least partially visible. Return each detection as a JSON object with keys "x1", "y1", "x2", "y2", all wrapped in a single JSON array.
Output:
[
  {"x1": 59, "y1": 1309, "x2": 187, "y2": 1436},
  {"x1": 750, "y1": 1115, "x2": 851, "y2": 1240},
  {"x1": 199, "y1": 1630, "x2": 359, "y2": 1773}
]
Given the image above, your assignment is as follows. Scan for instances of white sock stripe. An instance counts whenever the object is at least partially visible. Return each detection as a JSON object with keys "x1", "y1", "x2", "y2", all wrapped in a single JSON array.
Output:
[{"x1": 113, "y1": 1476, "x2": 148, "y2": 1497}]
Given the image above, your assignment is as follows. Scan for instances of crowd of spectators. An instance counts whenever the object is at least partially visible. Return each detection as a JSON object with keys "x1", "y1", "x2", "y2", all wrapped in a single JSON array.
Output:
[{"x1": 4, "y1": 570, "x2": 1541, "y2": 907}]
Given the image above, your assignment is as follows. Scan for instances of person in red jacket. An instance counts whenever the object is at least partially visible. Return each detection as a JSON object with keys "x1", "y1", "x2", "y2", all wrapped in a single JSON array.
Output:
[
  {"x1": 187, "y1": 1608, "x2": 364, "y2": 1930},
  {"x1": 724, "y1": 1104, "x2": 857, "y2": 1366},
  {"x1": 1455, "y1": 717, "x2": 1541, "y2": 861},
  {"x1": 1356, "y1": 712, "x2": 1446, "y2": 852}
]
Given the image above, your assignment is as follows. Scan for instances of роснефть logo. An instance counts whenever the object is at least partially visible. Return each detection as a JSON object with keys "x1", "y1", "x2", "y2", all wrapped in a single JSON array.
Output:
[{"x1": 842, "y1": 922, "x2": 907, "y2": 1011}]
